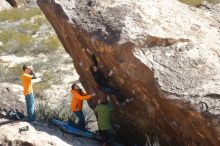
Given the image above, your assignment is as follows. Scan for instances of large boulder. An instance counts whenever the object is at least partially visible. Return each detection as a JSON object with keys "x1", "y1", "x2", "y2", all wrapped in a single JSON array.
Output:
[
  {"x1": 37, "y1": 0, "x2": 220, "y2": 145},
  {"x1": 6, "y1": 0, "x2": 27, "y2": 8},
  {"x1": 0, "y1": 83, "x2": 25, "y2": 113},
  {"x1": 0, "y1": 119, "x2": 100, "y2": 146},
  {"x1": 0, "y1": 0, "x2": 12, "y2": 11}
]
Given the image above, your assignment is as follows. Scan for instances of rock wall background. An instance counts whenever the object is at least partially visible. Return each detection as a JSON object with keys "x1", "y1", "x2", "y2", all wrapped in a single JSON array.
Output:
[
  {"x1": 0, "y1": 1, "x2": 99, "y2": 146},
  {"x1": 0, "y1": 0, "x2": 12, "y2": 11}
]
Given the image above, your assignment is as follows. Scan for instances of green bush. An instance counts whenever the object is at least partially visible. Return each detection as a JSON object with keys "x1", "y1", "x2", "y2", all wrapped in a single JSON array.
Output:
[
  {"x1": 0, "y1": 7, "x2": 41, "y2": 21},
  {"x1": 207, "y1": 0, "x2": 220, "y2": 4},
  {"x1": 33, "y1": 69, "x2": 60, "y2": 92},
  {"x1": 33, "y1": 70, "x2": 56, "y2": 92},
  {"x1": 34, "y1": 35, "x2": 61, "y2": 54},
  {"x1": 36, "y1": 99, "x2": 72, "y2": 121},
  {"x1": 19, "y1": 22, "x2": 40, "y2": 34},
  {"x1": 0, "y1": 64, "x2": 22, "y2": 82},
  {"x1": 0, "y1": 30, "x2": 32, "y2": 54},
  {"x1": 33, "y1": 81, "x2": 51, "y2": 93},
  {"x1": 33, "y1": 16, "x2": 50, "y2": 26},
  {"x1": 179, "y1": 0, "x2": 220, "y2": 5},
  {"x1": 43, "y1": 35, "x2": 61, "y2": 51}
]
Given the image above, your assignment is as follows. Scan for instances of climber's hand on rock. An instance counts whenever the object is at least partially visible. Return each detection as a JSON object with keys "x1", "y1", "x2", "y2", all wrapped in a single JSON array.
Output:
[
  {"x1": 91, "y1": 93, "x2": 96, "y2": 97},
  {"x1": 107, "y1": 96, "x2": 110, "y2": 102},
  {"x1": 108, "y1": 70, "x2": 114, "y2": 77},
  {"x1": 79, "y1": 62, "x2": 83, "y2": 66},
  {"x1": 86, "y1": 49, "x2": 92, "y2": 55}
]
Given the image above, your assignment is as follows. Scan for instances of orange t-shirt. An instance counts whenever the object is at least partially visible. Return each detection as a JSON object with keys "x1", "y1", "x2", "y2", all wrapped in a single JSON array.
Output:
[
  {"x1": 71, "y1": 90, "x2": 92, "y2": 112},
  {"x1": 21, "y1": 73, "x2": 33, "y2": 96}
]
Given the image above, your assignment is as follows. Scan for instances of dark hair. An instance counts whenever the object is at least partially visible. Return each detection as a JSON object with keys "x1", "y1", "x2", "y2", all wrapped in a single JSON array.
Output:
[
  {"x1": 23, "y1": 65, "x2": 29, "y2": 71},
  {"x1": 71, "y1": 84, "x2": 86, "y2": 96},
  {"x1": 71, "y1": 84, "x2": 76, "y2": 90}
]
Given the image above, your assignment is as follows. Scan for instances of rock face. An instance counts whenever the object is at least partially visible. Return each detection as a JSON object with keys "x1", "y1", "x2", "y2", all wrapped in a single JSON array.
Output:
[
  {"x1": 0, "y1": 83, "x2": 25, "y2": 113},
  {"x1": 6, "y1": 0, "x2": 27, "y2": 7},
  {"x1": 37, "y1": 0, "x2": 220, "y2": 145},
  {"x1": 0, "y1": 0, "x2": 12, "y2": 11},
  {"x1": 0, "y1": 119, "x2": 100, "y2": 146}
]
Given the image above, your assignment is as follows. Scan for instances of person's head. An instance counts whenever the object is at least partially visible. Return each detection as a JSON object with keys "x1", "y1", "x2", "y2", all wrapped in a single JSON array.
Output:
[
  {"x1": 23, "y1": 65, "x2": 30, "y2": 74},
  {"x1": 71, "y1": 84, "x2": 80, "y2": 91}
]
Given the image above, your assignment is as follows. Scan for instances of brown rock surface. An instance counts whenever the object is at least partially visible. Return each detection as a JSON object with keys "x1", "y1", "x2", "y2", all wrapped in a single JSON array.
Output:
[
  {"x1": 37, "y1": 0, "x2": 220, "y2": 145},
  {"x1": 6, "y1": 0, "x2": 27, "y2": 7}
]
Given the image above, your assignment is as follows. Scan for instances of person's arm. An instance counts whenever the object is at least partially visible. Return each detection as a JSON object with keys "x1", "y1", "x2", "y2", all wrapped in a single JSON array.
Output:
[
  {"x1": 29, "y1": 66, "x2": 37, "y2": 79},
  {"x1": 77, "y1": 92, "x2": 96, "y2": 100},
  {"x1": 86, "y1": 49, "x2": 98, "y2": 66},
  {"x1": 30, "y1": 70, "x2": 37, "y2": 79}
]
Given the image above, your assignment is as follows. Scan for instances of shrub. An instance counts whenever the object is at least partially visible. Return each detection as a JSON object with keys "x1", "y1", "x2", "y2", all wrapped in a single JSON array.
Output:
[
  {"x1": 33, "y1": 70, "x2": 56, "y2": 92},
  {"x1": 0, "y1": 64, "x2": 22, "y2": 82},
  {"x1": 19, "y1": 22, "x2": 40, "y2": 34},
  {"x1": 34, "y1": 35, "x2": 61, "y2": 54},
  {"x1": 43, "y1": 35, "x2": 61, "y2": 51},
  {"x1": 179, "y1": 0, "x2": 220, "y2": 5},
  {"x1": 36, "y1": 99, "x2": 72, "y2": 121},
  {"x1": 207, "y1": 0, "x2": 220, "y2": 4},
  {"x1": 33, "y1": 16, "x2": 50, "y2": 26},
  {"x1": 0, "y1": 30, "x2": 32, "y2": 54},
  {"x1": 0, "y1": 7, "x2": 41, "y2": 21},
  {"x1": 33, "y1": 81, "x2": 51, "y2": 93}
]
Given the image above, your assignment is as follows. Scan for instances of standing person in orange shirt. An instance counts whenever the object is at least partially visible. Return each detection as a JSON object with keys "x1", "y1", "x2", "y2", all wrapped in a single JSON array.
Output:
[
  {"x1": 70, "y1": 84, "x2": 96, "y2": 130},
  {"x1": 21, "y1": 65, "x2": 37, "y2": 122}
]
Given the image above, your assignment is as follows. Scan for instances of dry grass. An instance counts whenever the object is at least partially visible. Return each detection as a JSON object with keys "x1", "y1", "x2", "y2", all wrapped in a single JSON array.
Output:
[
  {"x1": 179, "y1": 0, "x2": 220, "y2": 5},
  {"x1": 0, "y1": 7, "x2": 41, "y2": 21},
  {"x1": 36, "y1": 99, "x2": 72, "y2": 121},
  {"x1": 33, "y1": 81, "x2": 51, "y2": 93},
  {"x1": 0, "y1": 30, "x2": 32, "y2": 54},
  {"x1": 42, "y1": 35, "x2": 61, "y2": 52},
  {"x1": 33, "y1": 70, "x2": 57, "y2": 92},
  {"x1": 19, "y1": 22, "x2": 41, "y2": 34},
  {"x1": 33, "y1": 16, "x2": 50, "y2": 26},
  {"x1": 34, "y1": 35, "x2": 61, "y2": 54},
  {"x1": 0, "y1": 64, "x2": 22, "y2": 82}
]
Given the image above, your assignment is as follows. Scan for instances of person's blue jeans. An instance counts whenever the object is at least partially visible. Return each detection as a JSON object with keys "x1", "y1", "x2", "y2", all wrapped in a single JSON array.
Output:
[
  {"x1": 100, "y1": 86, "x2": 126, "y2": 103},
  {"x1": 25, "y1": 93, "x2": 36, "y2": 122},
  {"x1": 74, "y1": 111, "x2": 86, "y2": 130}
]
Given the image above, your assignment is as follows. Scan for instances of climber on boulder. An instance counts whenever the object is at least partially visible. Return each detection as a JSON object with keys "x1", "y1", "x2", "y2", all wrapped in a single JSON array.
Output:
[
  {"x1": 86, "y1": 49, "x2": 134, "y2": 105},
  {"x1": 95, "y1": 97, "x2": 114, "y2": 146},
  {"x1": 21, "y1": 65, "x2": 37, "y2": 122},
  {"x1": 70, "y1": 84, "x2": 96, "y2": 130}
]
